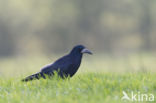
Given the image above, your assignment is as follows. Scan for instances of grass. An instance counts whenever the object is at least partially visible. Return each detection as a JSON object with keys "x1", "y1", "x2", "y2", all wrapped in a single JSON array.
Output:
[
  {"x1": 0, "y1": 73, "x2": 156, "y2": 103},
  {"x1": 0, "y1": 54, "x2": 156, "y2": 103}
]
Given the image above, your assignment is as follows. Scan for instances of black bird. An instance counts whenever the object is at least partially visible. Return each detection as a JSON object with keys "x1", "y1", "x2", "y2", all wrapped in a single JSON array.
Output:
[{"x1": 22, "y1": 45, "x2": 92, "y2": 82}]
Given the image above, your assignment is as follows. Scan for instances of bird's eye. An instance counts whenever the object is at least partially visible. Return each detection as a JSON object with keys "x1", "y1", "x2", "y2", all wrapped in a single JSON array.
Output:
[{"x1": 79, "y1": 48, "x2": 82, "y2": 52}]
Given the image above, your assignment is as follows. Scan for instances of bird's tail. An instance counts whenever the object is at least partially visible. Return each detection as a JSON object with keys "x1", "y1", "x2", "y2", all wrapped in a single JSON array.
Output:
[{"x1": 22, "y1": 72, "x2": 45, "y2": 82}]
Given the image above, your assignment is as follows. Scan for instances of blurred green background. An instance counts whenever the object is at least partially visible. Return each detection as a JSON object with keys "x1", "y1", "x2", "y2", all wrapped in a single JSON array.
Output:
[{"x1": 0, "y1": 0, "x2": 156, "y2": 77}]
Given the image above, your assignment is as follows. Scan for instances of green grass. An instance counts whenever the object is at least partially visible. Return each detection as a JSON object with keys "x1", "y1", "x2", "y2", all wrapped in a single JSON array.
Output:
[
  {"x1": 0, "y1": 55, "x2": 156, "y2": 103},
  {"x1": 0, "y1": 73, "x2": 156, "y2": 103}
]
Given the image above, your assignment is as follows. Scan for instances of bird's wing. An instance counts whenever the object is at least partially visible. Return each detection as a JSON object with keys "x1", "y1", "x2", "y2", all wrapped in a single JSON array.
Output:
[
  {"x1": 40, "y1": 63, "x2": 57, "y2": 74},
  {"x1": 40, "y1": 55, "x2": 73, "y2": 74}
]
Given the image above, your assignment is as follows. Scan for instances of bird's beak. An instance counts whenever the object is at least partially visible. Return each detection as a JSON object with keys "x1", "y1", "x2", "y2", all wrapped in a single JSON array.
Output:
[{"x1": 81, "y1": 48, "x2": 93, "y2": 55}]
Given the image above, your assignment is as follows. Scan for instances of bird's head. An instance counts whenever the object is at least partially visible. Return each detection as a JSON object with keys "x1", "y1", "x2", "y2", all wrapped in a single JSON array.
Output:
[{"x1": 70, "y1": 45, "x2": 93, "y2": 55}]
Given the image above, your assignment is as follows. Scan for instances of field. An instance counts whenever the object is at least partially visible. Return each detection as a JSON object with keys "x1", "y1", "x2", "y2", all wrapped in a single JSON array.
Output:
[{"x1": 0, "y1": 54, "x2": 156, "y2": 103}]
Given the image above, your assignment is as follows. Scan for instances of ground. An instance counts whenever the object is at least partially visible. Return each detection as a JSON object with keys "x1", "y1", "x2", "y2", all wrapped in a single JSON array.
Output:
[{"x1": 0, "y1": 55, "x2": 155, "y2": 103}]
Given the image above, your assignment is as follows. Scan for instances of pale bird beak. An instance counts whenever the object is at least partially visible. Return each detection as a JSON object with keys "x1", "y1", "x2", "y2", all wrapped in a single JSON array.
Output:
[{"x1": 81, "y1": 48, "x2": 93, "y2": 55}]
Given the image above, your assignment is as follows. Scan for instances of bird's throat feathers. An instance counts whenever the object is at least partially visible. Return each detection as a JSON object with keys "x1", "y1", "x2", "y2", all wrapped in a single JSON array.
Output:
[{"x1": 69, "y1": 50, "x2": 83, "y2": 65}]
